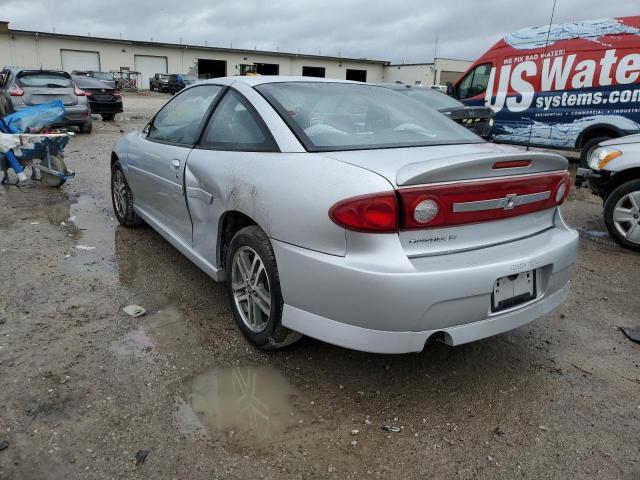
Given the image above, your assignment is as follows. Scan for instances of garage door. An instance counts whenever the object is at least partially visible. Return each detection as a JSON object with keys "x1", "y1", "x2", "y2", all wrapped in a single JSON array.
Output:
[
  {"x1": 61, "y1": 50, "x2": 100, "y2": 74},
  {"x1": 134, "y1": 55, "x2": 168, "y2": 90}
]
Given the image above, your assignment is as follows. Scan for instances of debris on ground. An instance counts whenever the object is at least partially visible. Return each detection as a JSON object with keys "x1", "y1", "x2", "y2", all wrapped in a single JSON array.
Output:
[
  {"x1": 619, "y1": 326, "x2": 640, "y2": 343},
  {"x1": 135, "y1": 449, "x2": 150, "y2": 465},
  {"x1": 75, "y1": 245, "x2": 96, "y2": 251},
  {"x1": 0, "y1": 440, "x2": 9, "y2": 451},
  {"x1": 493, "y1": 426, "x2": 505, "y2": 436},
  {"x1": 123, "y1": 305, "x2": 146, "y2": 318},
  {"x1": 351, "y1": 429, "x2": 359, "y2": 435},
  {"x1": 381, "y1": 425, "x2": 401, "y2": 433}
]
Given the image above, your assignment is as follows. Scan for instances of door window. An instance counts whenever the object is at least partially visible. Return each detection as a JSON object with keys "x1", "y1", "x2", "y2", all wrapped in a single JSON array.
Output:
[
  {"x1": 458, "y1": 63, "x2": 492, "y2": 99},
  {"x1": 148, "y1": 85, "x2": 224, "y2": 145},
  {"x1": 200, "y1": 90, "x2": 277, "y2": 152}
]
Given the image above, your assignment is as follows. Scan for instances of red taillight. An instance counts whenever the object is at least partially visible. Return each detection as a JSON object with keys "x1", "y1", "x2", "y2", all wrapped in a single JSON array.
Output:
[
  {"x1": 74, "y1": 86, "x2": 91, "y2": 96},
  {"x1": 9, "y1": 87, "x2": 24, "y2": 96},
  {"x1": 329, "y1": 192, "x2": 399, "y2": 233},
  {"x1": 399, "y1": 171, "x2": 570, "y2": 230}
]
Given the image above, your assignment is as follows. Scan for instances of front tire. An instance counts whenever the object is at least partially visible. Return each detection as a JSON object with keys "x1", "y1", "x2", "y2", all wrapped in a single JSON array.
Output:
[
  {"x1": 604, "y1": 179, "x2": 640, "y2": 251},
  {"x1": 226, "y1": 225, "x2": 302, "y2": 350},
  {"x1": 111, "y1": 162, "x2": 143, "y2": 227},
  {"x1": 580, "y1": 136, "x2": 612, "y2": 168}
]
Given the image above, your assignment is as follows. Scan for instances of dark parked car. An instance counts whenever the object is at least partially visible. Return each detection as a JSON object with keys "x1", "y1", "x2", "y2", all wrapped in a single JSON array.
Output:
[
  {"x1": 0, "y1": 67, "x2": 92, "y2": 132},
  {"x1": 376, "y1": 83, "x2": 495, "y2": 139},
  {"x1": 149, "y1": 73, "x2": 179, "y2": 93},
  {"x1": 71, "y1": 70, "x2": 118, "y2": 89},
  {"x1": 174, "y1": 74, "x2": 198, "y2": 92},
  {"x1": 72, "y1": 75, "x2": 122, "y2": 121}
]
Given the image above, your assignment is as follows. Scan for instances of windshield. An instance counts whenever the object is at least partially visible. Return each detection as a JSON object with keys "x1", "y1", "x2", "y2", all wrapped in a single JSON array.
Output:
[
  {"x1": 160, "y1": 75, "x2": 170, "y2": 80},
  {"x1": 402, "y1": 88, "x2": 464, "y2": 110},
  {"x1": 92, "y1": 72, "x2": 113, "y2": 80},
  {"x1": 17, "y1": 72, "x2": 72, "y2": 88},
  {"x1": 256, "y1": 82, "x2": 481, "y2": 151}
]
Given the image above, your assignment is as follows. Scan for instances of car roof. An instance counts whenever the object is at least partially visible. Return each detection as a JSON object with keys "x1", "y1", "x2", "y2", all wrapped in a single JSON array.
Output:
[
  {"x1": 8, "y1": 67, "x2": 69, "y2": 75},
  {"x1": 198, "y1": 75, "x2": 362, "y2": 87}
]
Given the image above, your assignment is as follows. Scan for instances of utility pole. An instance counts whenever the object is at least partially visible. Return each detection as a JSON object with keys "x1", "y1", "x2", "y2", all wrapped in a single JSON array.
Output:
[
  {"x1": 433, "y1": 33, "x2": 439, "y2": 85},
  {"x1": 434, "y1": 33, "x2": 438, "y2": 60}
]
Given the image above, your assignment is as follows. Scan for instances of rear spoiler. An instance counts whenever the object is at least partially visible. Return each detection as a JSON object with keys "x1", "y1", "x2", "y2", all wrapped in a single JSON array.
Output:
[{"x1": 397, "y1": 151, "x2": 568, "y2": 186}]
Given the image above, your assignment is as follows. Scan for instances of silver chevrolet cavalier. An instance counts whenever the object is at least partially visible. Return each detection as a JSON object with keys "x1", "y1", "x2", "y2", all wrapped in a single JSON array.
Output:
[{"x1": 110, "y1": 76, "x2": 578, "y2": 353}]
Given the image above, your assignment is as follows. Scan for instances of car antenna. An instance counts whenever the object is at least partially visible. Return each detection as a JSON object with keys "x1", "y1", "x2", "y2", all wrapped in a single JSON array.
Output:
[{"x1": 526, "y1": 0, "x2": 557, "y2": 151}]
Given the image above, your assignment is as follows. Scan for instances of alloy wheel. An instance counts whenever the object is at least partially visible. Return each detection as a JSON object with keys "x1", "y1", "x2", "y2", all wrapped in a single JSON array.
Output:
[
  {"x1": 612, "y1": 190, "x2": 640, "y2": 244},
  {"x1": 231, "y1": 246, "x2": 271, "y2": 333},
  {"x1": 112, "y1": 169, "x2": 127, "y2": 218}
]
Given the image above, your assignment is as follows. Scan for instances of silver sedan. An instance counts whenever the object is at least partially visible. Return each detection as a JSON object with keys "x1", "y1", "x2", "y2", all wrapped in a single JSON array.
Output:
[{"x1": 110, "y1": 76, "x2": 578, "y2": 353}]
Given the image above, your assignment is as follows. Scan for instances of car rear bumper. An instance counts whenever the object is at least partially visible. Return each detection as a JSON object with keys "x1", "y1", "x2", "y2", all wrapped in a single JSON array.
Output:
[
  {"x1": 14, "y1": 103, "x2": 90, "y2": 126},
  {"x1": 88, "y1": 100, "x2": 123, "y2": 114},
  {"x1": 273, "y1": 211, "x2": 578, "y2": 354},
  {"x1": 62, "y1": 105, "x2": 91, "y2": 124}
]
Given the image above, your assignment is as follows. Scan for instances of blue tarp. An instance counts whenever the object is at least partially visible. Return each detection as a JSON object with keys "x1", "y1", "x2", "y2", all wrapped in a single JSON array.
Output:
[{"x1": 0, "y1": 100, "x2": 65, "y2": 134}]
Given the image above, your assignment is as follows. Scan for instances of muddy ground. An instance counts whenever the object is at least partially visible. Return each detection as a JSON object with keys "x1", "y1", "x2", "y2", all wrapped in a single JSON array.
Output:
[{"x1": 0, "y1": 92, "x2": 638, "y2": 480}]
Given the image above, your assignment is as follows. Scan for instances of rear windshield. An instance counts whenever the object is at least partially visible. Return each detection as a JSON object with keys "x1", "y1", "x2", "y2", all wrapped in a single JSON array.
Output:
[
  {"x1": 402, "y1": 88, "x2": 464, "y2": 110},
  {"x1": 72, "y1": 76, "x2": 113, "y2": 89},
  {"x1": 17, "y1": 72, "x2": 72, "y2": 88},
  {"x1": 92, "y1": 72, "x2": 113, "y2": 80},
  {"x1": 256, "y1": 82, "x2": 482, "y2": 151}
]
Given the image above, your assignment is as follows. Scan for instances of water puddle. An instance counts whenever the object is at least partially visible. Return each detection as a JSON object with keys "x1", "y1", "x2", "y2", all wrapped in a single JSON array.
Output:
[
  {"x1": 111, "y1": 305, "x2": 203, "y2": 357},
  {"x1": 176, "y1": 365, "x2": 302, "y2": 443}
]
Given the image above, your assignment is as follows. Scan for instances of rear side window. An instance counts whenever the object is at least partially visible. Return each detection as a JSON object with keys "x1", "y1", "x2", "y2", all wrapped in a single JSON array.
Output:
[
  {"x1": 200, "y1": 90, "x2": 277, "y2": 152},
  {"x1": 148, "y1": 85, "x2": 224, "y2": 145},
  {"x1": 17, "y1": 72, "x2": 72, "y2": 88}
]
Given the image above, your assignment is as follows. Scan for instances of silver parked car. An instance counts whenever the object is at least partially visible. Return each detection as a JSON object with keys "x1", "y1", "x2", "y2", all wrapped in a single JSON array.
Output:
[
  {"x1": 0, "y1": 68, "x2": 92, "y2": 133},
  {"x1": 110, "y1": 76, "x2": 578, "y2": 353},
  {"x1": 576, "y1": 134, "x2": 640, "y2": 251}
]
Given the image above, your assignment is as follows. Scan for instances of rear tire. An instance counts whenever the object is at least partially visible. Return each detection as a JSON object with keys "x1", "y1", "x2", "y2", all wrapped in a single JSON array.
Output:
[
  {"x1": 111, "y1": 161, "x2": 143, "y2": 227},
  {"x1": 580, "y1": 136, "x2": 612, "y2": 168},
  {"x1": 226, "y1": 225, "x2": 303, "y2": 350},
  {"x1": 101, "y1": 113, "x2": 116, "y2": 121},
  {"x1": 79, "y1": 120, "x2": 93, "y2": 134},
  {"x1": 604, "y1": 179, "x2": 640, "y2": 251}
]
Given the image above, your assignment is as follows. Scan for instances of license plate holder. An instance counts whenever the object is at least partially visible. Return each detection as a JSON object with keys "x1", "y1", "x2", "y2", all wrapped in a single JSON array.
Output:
[{"x1": 491, "y1": 270, "x2": 537, "y2": 312}]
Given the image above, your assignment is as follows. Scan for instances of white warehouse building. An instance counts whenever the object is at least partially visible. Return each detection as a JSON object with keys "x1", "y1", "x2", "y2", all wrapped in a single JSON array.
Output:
[
  {"x1": 0, "y1": 21, "x2": 471, "y2": 89},
  {"x1": 383, "y1": 58, "x2": 472, "y2": 86}
]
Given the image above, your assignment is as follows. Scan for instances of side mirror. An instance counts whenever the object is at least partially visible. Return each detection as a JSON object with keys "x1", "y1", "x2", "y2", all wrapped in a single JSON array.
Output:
[{"x1": 446, "y1": 84, "x2": 454, "y2": 97}]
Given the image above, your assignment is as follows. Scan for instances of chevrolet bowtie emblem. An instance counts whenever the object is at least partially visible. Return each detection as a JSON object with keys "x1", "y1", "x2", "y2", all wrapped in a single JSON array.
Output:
[{"x1": 497, "y1": 193, "x2": 521, "y2": 210}]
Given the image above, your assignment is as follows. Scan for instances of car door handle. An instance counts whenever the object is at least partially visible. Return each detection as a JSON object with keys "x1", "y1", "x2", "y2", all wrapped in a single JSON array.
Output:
[{"x1": 170, "y1": 159, "x2": 181, "y2": 169}]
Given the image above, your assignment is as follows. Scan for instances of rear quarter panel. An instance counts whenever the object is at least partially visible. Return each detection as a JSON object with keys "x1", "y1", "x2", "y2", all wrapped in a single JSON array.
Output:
[{"x1": 184, "y1": 150, "x2": 394, "y2": 257}]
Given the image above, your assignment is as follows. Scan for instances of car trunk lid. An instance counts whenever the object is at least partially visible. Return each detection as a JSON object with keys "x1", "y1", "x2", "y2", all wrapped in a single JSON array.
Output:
[
  {"x1": 17, "y1": 71, "x2": 77, "y2": 106},
  {"x1": 323, "y1": 143, "x2": 569, "y2": 256},
  {"x1": 22, "y1": 87, "x2": 77, "y2": 106}
]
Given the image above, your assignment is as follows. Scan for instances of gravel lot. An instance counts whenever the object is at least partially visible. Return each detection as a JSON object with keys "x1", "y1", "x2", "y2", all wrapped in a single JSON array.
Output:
[{"x1": 0, "y1": 92, "x2": 639, "y2": 480}]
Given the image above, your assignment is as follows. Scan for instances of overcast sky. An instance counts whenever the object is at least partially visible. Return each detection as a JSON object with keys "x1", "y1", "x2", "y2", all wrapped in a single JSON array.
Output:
[{"x1": 0, "y1": 0, "x2": 638, "y2": 63}]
